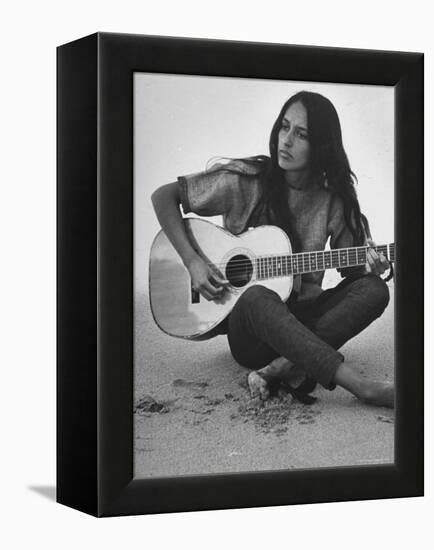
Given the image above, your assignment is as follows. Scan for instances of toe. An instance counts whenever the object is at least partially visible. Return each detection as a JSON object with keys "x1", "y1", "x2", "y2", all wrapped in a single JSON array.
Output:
[{"x1": 247, "y1": 372, "x2": 270, "y2": 400}]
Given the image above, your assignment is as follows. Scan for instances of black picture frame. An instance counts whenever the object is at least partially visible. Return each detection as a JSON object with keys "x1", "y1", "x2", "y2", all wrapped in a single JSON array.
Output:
[{"x1": 57, "y1": 32, "x2": 424, "y2": 517}]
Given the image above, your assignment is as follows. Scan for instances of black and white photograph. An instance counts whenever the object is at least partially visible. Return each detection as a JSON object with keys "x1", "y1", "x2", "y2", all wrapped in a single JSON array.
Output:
[
  {"x1": 2, "y1": 0, "x2": 430, "y2": 544},
  {"x1": 134, "y1": 73, "x2": 395, "y2": 477}
]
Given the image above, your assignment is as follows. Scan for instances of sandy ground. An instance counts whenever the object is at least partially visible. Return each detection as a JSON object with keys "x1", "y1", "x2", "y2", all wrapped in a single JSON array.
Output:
[{"x1": 134, "y1": 286, "x2": 395, "y2": 478}]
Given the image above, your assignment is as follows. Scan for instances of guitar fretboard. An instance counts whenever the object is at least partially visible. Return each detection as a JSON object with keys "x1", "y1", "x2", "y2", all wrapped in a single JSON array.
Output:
[{"x1": 255, "y1": 244, "x2": 395, "y2": 280}]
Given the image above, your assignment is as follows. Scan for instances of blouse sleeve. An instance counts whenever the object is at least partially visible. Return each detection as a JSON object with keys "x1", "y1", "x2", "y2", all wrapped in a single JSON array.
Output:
[
  {"x1": 328, "y1": 194, "x2": 368, "y2": 278},
  {"x1": 178, "y1": 161, "x2": 260, "y2": 220},
  {"x1": 177, "y1": 162, "x2": 237, "y2": 217}
]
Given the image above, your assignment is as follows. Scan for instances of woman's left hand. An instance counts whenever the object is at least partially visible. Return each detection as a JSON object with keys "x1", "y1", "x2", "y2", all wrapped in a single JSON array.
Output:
[{"x1": 365, "y1": 238, "x2": 390, "y2": 276}]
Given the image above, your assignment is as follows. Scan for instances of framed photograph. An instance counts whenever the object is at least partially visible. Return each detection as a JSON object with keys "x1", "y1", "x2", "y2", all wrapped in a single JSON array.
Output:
[{"x1": 57, "y1": 32, "x2": 423, "y2": 517}]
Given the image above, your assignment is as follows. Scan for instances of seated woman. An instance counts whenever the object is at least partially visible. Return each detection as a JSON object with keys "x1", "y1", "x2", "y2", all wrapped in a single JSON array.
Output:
[{"x1": 151, "y1": 91, "x2": 393, "y2": 408}]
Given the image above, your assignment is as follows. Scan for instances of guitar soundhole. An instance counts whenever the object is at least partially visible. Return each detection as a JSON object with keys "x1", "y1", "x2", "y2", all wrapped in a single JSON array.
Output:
[{"x1": 225, "y1": 254, "x2": 253, "y2": 288}]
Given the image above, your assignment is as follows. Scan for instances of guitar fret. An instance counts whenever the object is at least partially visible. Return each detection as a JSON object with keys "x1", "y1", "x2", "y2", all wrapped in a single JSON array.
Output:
[
  {"x1": 310, "y1": 252, "x2": 317, "y2": 272},
  {"x1": 308, "y1": 253, "x2": 312, "y2": 272},
  {"x1": 340, "y1": 249, "x2": 348, "y2": 267},
  {"x1": 331, "y1": 250, "x2": 339, "y2": 268},
  {"x1": 298, "y1": 254, "x2": 303, "y2": 273}
]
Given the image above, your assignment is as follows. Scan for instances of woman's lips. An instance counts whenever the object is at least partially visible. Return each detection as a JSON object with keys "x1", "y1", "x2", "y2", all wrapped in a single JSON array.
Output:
[{"x1": 279, "y1": 150, "x2": 293, "y2": 160}]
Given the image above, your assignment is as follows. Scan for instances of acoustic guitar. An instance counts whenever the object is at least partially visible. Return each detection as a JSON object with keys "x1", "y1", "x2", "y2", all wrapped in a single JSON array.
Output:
[{"x1": 149, "y1": 218, "x2": 395, "y2": 340}]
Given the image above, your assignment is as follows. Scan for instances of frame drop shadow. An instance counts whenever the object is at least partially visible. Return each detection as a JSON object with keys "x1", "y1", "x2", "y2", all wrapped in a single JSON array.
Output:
[{"x1": 28, "y1": 486, "x2": 56, "y2": 502}]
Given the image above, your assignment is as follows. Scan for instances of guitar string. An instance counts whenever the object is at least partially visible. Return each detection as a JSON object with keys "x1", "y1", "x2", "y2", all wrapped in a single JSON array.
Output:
[
  {"x1": 196, "y1": 244, "x2": 393, "y2": 266},
  {"x1": 204, "y1": 256, "x2": 395, "y2": 274},
  {"x1": 203, "y1": 258, "x2": 394, "y2": 277},
  {"x1": 202, "y1": 260, "x2": 395, "y2": 279},
  {"x1": 201, "y1": 246, "x2": 394, "y2": 273},
  {"x1": 205, "y1": 266, "x2": 382, "y2": 277},
  {"x1": 204, "y1": 251, "x2": 394, "y2": 269}
]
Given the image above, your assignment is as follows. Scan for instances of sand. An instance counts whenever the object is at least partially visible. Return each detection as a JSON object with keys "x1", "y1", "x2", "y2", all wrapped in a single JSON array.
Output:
[{"x1": 134, "y1": 287, "x2": 394, "y2": 478}]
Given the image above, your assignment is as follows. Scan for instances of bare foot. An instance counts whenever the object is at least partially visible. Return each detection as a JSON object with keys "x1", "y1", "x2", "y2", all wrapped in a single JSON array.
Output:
[
  {"x1": 334, "y1": 364, "x2": 395, "y2": 408},
  {"x1": 247, "y1": 371, "x2": 270, "y2": 400},
  {"x1": 262, "y1": 356, "x2": 295, "y2": 381},
  {"x1": 361, "y1": 382, "x2": 394, "y2": 408}
]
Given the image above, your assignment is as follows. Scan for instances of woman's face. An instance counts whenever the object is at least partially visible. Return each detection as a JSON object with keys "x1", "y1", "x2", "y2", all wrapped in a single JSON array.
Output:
[{"x1": 277, "y1": 101, "x2": 311, "y2": 172}]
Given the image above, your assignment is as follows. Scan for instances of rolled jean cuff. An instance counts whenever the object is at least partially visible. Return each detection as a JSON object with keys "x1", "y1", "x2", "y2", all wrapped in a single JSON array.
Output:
[{"x1": 315, "y1": 351, "x2": 344, "y2": 391}]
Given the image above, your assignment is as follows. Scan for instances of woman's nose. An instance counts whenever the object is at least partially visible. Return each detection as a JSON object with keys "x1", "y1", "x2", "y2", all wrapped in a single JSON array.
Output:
[{"x1": 284, "y1": 131, "x2": 294, "y2": 147}]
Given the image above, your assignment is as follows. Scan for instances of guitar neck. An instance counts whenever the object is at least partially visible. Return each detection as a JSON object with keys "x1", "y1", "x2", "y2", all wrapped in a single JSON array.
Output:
[{"x1": 256, "y1": 243, "x2": 395, "y2": 280}]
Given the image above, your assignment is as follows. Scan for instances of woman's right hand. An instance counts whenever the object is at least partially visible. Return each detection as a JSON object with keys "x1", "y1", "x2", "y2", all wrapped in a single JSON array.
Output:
[{"x1": 186, "y1": 255, "x2": 230, "y2": 301}]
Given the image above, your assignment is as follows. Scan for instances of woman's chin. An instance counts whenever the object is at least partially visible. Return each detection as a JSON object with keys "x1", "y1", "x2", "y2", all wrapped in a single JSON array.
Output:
[{"x1": 278, "y1": 158, "x2": 292, "y2": 170}]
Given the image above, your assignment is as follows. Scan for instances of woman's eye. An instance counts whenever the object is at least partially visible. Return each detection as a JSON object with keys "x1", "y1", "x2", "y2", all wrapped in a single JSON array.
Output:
[
  {"x1": 281, "y1": 123, "x2": 289, "y2": 132},
  {"x1": 297, "y1": 130, "x2": 308, "y2": 140}
]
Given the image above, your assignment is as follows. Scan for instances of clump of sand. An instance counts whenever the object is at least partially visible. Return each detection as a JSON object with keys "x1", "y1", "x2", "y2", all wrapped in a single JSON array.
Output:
[
  {"x1": 134, "y1": 395, "x2": 169, "y2": 414},
  {"x1": 234, "y1": 385, "x2": 323, "y2": 435},
  {"x1": 237, "y1": 393, "x2": 293, "y2": 434}
]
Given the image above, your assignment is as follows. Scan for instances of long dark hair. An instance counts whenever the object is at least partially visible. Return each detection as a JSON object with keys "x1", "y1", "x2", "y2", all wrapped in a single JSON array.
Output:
[{"x1": 213, "y1": 91, "x2": 366, "y2": 249}]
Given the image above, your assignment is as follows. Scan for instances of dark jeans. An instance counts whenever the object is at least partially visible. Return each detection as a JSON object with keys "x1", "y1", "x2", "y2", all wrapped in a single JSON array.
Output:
[{"x1": 227, "y1": 275, "x2": 390, "y2": 390}]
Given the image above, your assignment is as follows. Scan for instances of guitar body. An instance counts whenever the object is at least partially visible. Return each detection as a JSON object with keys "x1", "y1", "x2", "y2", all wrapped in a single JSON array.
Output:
[{"x1": 149, "y1": 218, "x2": 293, "y2": 340}]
